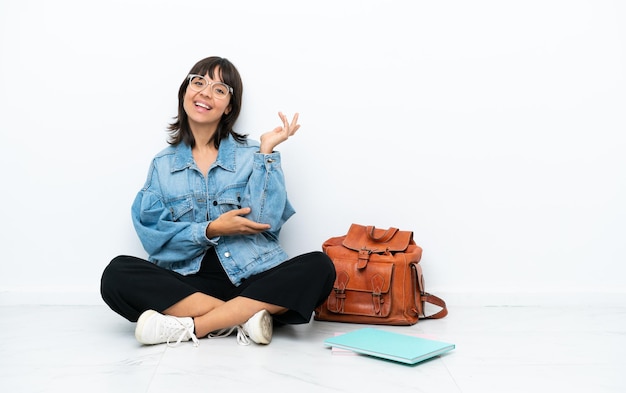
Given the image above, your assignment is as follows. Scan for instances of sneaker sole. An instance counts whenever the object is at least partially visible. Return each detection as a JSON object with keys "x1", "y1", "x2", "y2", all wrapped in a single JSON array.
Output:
[
  {"x1": 135, "y1": 309, "x2": 158, "y2": 344},
  {"x1": 249, "y1": 310, "x2": 272, "y2": 344}
]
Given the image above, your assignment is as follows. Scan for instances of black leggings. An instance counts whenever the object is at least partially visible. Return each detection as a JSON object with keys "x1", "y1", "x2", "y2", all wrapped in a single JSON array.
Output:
[{"x1": 100, "y1": 249, "x2": 336, "y2": 325}]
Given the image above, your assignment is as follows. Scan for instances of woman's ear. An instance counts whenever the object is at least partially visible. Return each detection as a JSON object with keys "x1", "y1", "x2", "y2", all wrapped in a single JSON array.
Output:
[{"x1": 225, "y1": 106, "x2": 231, "y2": 115}]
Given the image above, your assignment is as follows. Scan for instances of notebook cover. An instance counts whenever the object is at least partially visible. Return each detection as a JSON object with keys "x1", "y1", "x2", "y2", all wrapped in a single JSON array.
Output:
[{"x1": 324, "y1": 327, "x2": 455, "y2": 364}]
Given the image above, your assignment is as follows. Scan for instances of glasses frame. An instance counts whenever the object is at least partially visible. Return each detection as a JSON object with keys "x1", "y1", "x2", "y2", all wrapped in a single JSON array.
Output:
[{"x1": 187, "y1": 74, "x2": 234, "y2": 98}]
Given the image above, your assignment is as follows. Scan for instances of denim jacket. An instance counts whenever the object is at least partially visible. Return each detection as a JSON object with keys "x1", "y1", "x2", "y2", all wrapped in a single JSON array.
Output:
[{"x1": 131, "y1": 134, "x2": 295, "y2": 286}]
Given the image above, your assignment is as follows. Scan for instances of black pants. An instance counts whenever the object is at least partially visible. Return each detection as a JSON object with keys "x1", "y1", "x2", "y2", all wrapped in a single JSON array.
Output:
[{"x1": 100, "y1": 249, "x2": 336, "y2": 325}]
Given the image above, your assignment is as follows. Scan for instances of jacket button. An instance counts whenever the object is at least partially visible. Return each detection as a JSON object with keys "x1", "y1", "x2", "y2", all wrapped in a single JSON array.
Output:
[
  {"x1": 224, "y1": 252, "x2": 231, "y2": 258},
  {"x1": 213, "y1": 201, "x2": 218, "y2": 206}
]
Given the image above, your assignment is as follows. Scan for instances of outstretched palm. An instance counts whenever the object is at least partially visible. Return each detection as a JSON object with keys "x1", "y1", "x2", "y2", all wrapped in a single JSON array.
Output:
[{"x1": 260, "y1": 112, "x2": 300, "y2": 154}]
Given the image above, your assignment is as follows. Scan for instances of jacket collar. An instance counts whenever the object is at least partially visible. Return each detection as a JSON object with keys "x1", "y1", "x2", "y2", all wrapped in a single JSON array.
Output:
[{"x1": 171, "y1": 134, "x2": 237, "y2": 173}]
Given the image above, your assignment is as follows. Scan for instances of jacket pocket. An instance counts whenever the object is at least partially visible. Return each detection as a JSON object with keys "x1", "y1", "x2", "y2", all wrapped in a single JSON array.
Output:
[
  {"x1": 166, "y1": 195, "x2": 194, "y2": 222},
  {"x1": 214, "y1": 183, "x2": 246, "y2": 213}
]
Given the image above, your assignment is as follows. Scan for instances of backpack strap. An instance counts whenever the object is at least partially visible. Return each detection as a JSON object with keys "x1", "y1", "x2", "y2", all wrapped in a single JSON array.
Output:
[{"x1": 412, "y1": 263, "x2": 448, "y2": 319}]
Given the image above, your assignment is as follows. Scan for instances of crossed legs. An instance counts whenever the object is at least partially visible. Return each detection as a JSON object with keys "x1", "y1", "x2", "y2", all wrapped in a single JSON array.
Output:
[{"x1": 163, "y1": 292, "x2": 287, "y2": 338}]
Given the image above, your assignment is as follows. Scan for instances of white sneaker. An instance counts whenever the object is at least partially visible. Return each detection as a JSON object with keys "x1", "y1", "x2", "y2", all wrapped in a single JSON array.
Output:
[
  {"x1": 208, "y1": 326, "x2": 251, "y2": 346},
  {"x1": 241, "y1": 309, "x2": 272, "y2": 345},
  {"x1": 208, "y1": 309, "x2": 272, "y2": 345},
  {"x1": 135, "y1": 310, "x2": 199, "y2": 347}
]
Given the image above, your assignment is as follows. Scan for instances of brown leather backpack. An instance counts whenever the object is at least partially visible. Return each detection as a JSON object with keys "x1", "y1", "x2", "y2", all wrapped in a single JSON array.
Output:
[{"x1": 314, "y1": 224, "x2": 448, "y2": 325}]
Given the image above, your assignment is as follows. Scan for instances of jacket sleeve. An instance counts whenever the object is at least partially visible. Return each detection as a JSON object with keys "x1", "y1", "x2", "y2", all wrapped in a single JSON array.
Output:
[
  {"x1": 242, "y1": 151, "x2": 295, "y2": 233},
  {"x1": 131, "y1": 163, "x2": 216, "y2": 264}
]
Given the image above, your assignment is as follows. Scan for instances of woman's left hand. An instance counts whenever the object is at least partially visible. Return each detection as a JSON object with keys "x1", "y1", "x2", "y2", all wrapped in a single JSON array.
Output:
[{"x1": 259, "y1": 112, "x2": 300, "y2": 154}]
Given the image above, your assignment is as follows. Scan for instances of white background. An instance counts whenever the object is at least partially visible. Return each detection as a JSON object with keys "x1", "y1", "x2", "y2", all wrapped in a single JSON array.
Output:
[{"x1": 1, "y1": 0, "x2": 624, "y2": 306}]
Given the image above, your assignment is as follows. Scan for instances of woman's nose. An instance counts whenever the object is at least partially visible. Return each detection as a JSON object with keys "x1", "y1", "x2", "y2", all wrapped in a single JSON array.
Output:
[{"x1": 200, "y1": 86, "x2": 213, "y2": 97}]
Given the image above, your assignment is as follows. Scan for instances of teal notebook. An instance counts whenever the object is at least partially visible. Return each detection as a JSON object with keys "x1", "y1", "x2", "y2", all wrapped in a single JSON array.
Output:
[{"x1": 324, "y1": 328, "x2": 455, "y2": 365}]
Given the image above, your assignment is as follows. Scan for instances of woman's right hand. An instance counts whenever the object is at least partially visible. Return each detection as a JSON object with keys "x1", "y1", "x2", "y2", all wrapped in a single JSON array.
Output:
[{"x1": 206, "y1": 207, "x2": 271, "y2": 238}]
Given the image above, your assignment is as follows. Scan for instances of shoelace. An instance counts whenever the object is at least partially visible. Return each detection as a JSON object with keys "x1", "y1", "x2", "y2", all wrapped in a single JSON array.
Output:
[
  {"x1": 208, "y1": 325, "x2": 251, "y2": 346},
  {"x1": 164, "y1": 317, "x2": 200, "y2": 347}
]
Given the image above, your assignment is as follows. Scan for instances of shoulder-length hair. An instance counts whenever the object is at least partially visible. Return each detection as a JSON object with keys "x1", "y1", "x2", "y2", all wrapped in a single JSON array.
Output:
[{"x1": 167, "y1": 56, "x2": 247, "y2": 148}]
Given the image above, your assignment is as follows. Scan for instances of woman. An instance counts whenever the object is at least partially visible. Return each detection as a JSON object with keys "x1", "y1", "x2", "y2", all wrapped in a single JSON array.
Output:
[{"x1": 101, "y1": 56, "x2": 336, "y2": 347}]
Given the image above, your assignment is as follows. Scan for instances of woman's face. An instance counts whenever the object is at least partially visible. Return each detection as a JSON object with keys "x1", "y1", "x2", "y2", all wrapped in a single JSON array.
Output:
[{"x1": 183, "y1": 68, "x2": 232, "y2": 130}]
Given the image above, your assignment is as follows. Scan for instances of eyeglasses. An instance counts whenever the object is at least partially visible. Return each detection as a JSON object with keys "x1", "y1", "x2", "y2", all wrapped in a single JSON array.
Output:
[{"x1": 187, "y1": 74, "x2": 233, "y2": 98}]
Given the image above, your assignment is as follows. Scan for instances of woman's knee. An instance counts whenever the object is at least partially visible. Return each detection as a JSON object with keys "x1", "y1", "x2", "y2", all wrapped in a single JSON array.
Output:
[
  {"x1": 102, "y1": 255, "x2": 125, "y2": 280},
  {"x1": 296, "y1": 251, "x2": 336, "y2": 285},
  {"x1": 101, "y1": 255, "x2": 137, "y2": 294},
  {"x1": 312, "y1": 251, "x2": 336, "y2": 278}
]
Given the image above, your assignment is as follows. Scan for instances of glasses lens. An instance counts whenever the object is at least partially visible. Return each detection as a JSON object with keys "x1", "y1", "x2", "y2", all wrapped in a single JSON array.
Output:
[
  {"x1": 212, "y1": 83, "x2": 230, "y2": 98},
  {"x1": 189, "y1": 75, "x2": 207, "y2": 92}
]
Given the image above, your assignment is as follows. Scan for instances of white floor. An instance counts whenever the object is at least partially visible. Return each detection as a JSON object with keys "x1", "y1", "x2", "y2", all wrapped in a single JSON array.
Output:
[{"x1": 1, "y1": 304, "x2": 624, "y2": 393}]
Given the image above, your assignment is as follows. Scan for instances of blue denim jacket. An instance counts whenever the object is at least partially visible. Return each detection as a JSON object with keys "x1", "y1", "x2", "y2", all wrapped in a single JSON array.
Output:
[{"x1": 131, "y1": 134, "x2": 295, "y2": 285}]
